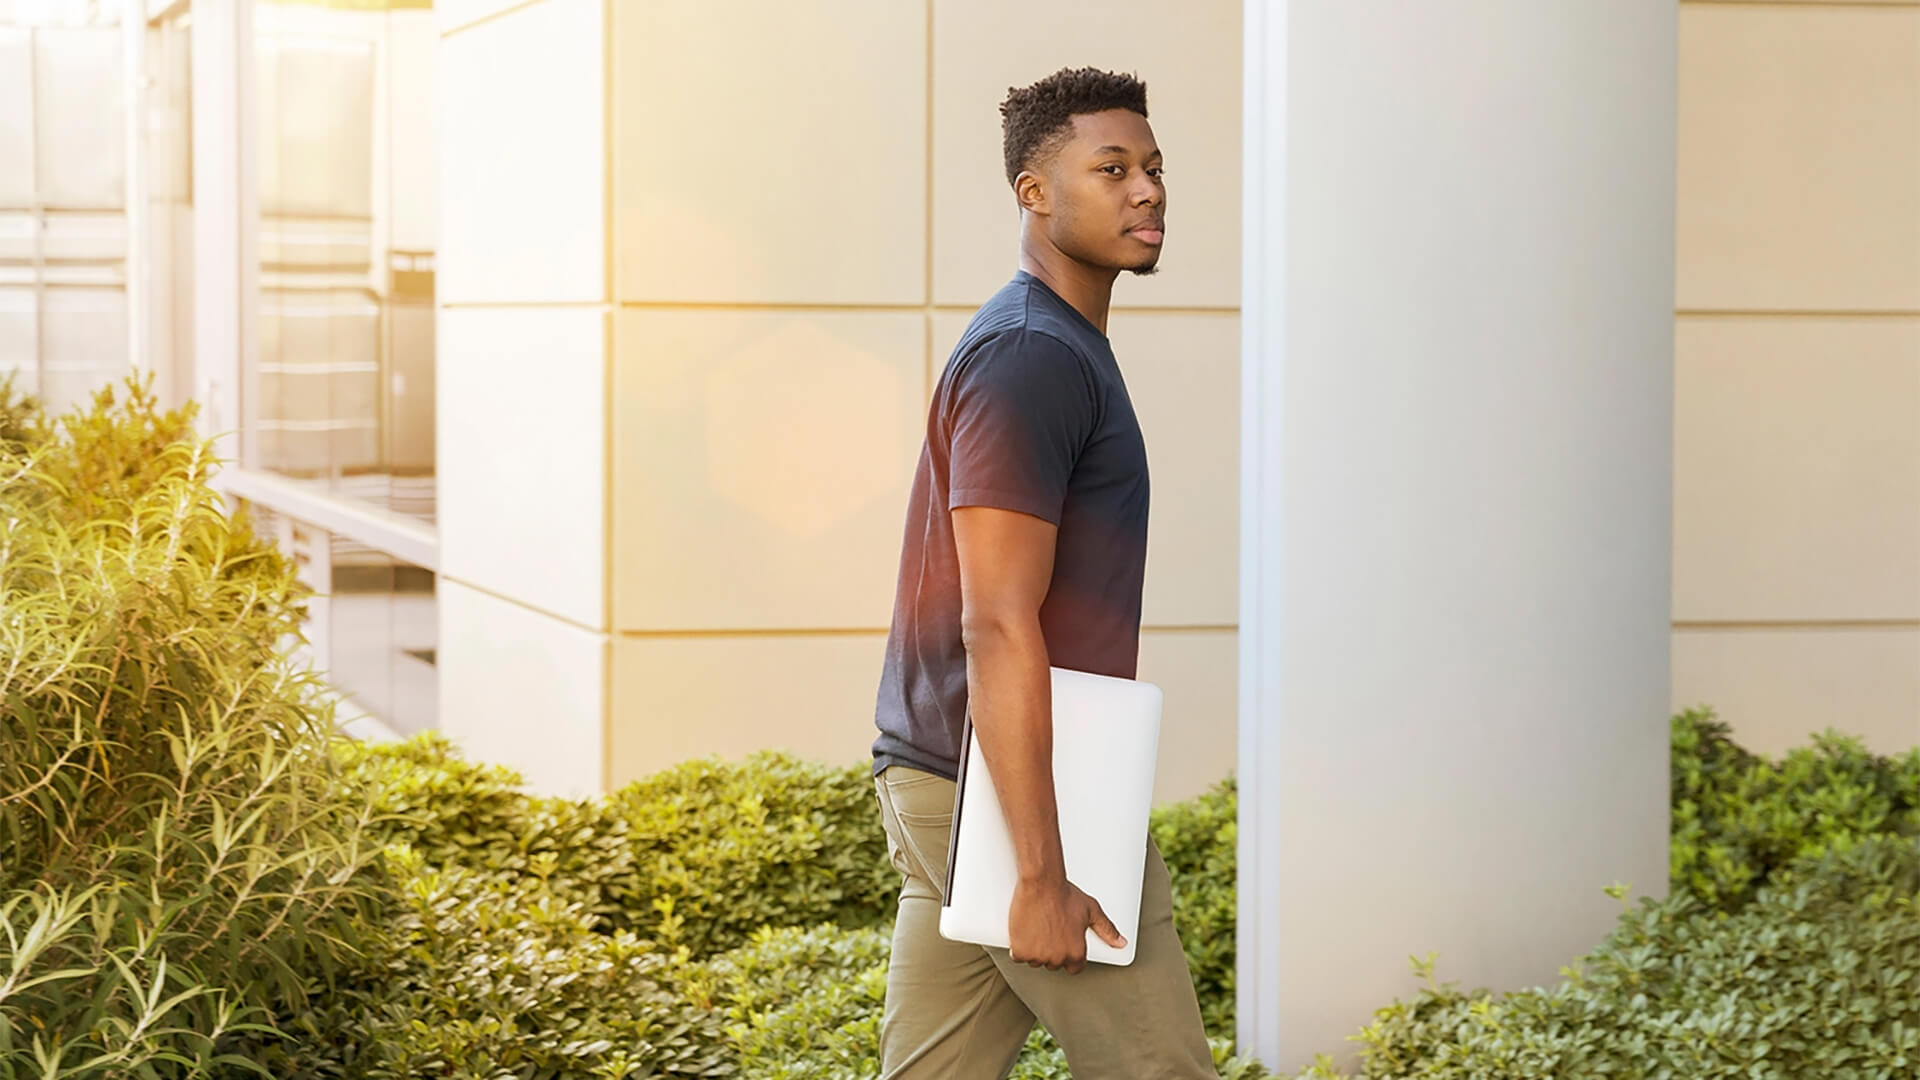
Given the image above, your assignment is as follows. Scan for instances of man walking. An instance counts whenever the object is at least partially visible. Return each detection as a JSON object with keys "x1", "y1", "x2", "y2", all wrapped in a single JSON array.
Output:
[{"x1": 869, "y1": 66, "x2": 1217, "y2": 1079}]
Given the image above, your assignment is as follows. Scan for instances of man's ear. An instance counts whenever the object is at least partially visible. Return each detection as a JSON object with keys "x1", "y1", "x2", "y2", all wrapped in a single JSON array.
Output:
[{"x1": 1014, "y1": 169, "x2": 1050, "y2": 216}]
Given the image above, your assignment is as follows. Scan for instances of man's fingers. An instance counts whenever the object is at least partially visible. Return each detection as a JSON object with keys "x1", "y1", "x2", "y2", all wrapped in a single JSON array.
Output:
[{"x1": 1089, "y1": 901, "x2": 1127, "y2": 949}]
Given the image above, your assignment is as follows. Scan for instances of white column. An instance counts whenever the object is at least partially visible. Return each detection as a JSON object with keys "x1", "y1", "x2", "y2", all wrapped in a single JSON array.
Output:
[
  {"x1": 121, "y1": 0, "x2": 146, "y2": 388},
  {"x1": 1237, "y1": 2, "x2": 1677, "y2": 1070},
  {"x1": 188, "y1": 0, "x2": 251, "y2": 466}
]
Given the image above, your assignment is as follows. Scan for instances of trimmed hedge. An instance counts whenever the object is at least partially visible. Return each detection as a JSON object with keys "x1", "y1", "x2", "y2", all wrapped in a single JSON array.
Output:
[
  {"x1": 1155, "y1": 775, "x2": 1240, "y2": 1036},
  {"x1": 1294, "y1": 836, "x2": 1920, "y2": 1079},
  {"x1": 1671, "y1": 708, "x2": 1920, "y2": 913},
  {"x1": 336, "y1": 734, "x2": 899, "y2": 957},
  {"x1": 1283, "y1": 711, "x2": 1920, "y2": 1079},
  {"x1": 266, "y1": 852, "x2": 732, "y2": 1080}
]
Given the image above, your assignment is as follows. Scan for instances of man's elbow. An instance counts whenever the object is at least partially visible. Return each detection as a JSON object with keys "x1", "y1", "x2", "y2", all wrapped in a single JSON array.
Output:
[
  {"x1": 959, "y1": 609, "x2": 1034, "y2": 655},
  {"x1": 956, "y1": 611, "x2": 1013, "y2": 653}
]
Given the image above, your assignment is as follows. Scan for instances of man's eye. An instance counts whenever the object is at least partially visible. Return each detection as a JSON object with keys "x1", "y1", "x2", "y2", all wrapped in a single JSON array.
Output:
[{"x1": 1102, "y1": 165, "x2": 1125, "y2": 176}]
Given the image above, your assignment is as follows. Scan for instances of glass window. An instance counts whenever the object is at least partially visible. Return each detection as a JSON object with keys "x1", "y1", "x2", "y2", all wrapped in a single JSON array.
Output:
[
  {"x1": 145, "y1": 8, "x2": 194, "y2": 413},
  {"x1": 246, "y1": 501, "x2": 439, "y2": 736},
  {"x1": 250, "y1": 0, "x2": 436, "y2": 524},
  {"x1": 326, "y1": 533, "x2": 438, "y2": 737},
  {"x1": 0, "y1": 2, "x2": 131, "y2": 416}
]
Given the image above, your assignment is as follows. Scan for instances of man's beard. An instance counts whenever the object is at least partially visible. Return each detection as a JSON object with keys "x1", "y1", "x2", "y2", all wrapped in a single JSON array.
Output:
[{"x1": 1126, "y1": 261, "x2": 1161, "y2": 277}]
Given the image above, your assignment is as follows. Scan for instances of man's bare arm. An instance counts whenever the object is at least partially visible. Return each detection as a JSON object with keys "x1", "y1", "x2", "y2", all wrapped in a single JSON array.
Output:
[
  {"x1": 952, "y1": 505, "x2": 1123, "y2": 973},
  {"x1": 953, "y1": 505, "x2": 1065, "y2": 886}
]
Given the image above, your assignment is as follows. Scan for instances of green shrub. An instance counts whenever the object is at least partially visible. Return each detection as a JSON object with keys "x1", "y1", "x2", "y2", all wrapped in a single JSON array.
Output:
[
  {"x1": 334, "y1": 733, "x2": 642, "y2": 929},
  {"x1": 606, "y1": 752, "x2": 900, "y2": 956},
  {"x1": 0, "y1": 371, "x2": 43, "y2": 455},
  {"x1": 337, "y1": 736, "x2": 902, "y2": 960},
  {"x1": 1153, "y1": 775, "x2": 1240, "y2": 1035},
  {"x1": 287, "y1": 850, "x2": 732, "y2": 1080},
  {"x1": 1671, "y1": 707, "x2": 1920, "y2": 912},
  {"x1": 1295, "y1": 837, "x2": 1920, "y2": 1079},
  {"x1": 0, "y1": 377, "x2": 378, "y2": 1078},
  {"x1": 684, "y1": 922, "x2": 891, "y2": 1078}
]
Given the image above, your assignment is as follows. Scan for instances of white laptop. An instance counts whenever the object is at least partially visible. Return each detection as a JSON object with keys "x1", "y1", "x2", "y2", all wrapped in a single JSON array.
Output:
[{"x1": 938, "y1": 666, "x2": 1163, "y2": 967}]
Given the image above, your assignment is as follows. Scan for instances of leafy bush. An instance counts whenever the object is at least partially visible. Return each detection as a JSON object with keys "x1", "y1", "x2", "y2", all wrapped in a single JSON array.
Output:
[
  {"x1": 1154, "y1": 775, "x2": 1240, "y2": 1034},
  {"x1": 1295, "y1": 837, "x2": 1920, "y2": 1079},
  {"x1": 1671, "y1": 707, "x2": 1920, "y2": 912},
  {"x1": 683, "y1": 922, "x2": 891, "y2": 1079},
  {"x1": 273, "y1": 851, "x2": 732, "y2": 1080},
  {"x1": 333, "y1": 733, "x2": 641, "y2": 929},
  {"x1": 0, "y1": 377, "x2": 378, "y2": 1078},
  {"x1": 611, "y1": 753, "x2": 901, "y2": 956},
  {"x1": 336, "y1": 735, "x2": 901, "y2": 959}
]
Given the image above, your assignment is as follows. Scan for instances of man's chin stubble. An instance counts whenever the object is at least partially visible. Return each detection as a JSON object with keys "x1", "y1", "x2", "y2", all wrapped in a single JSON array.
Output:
[{"x1": 1127, "y1": 263, "x2": 1161, "y2": 277}]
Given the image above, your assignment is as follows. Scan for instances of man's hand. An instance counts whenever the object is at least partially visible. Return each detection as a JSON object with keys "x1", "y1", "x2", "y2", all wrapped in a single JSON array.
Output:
[{"x1": 1008, "y1": 874, "x2": 1126, "y2": 975}]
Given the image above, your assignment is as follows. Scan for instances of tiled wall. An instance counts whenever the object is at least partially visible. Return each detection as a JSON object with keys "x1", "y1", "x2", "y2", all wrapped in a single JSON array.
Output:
[
  {"x1": 436, "y1": 0, "x2": 610, "y2": 796},
  {"x1": 605, "y1": 0, "x2": 1245, "y2": 805},
  {"x1": 435, "y1": 0, "x2": 1918, "y2": 798},
  {"x1": 1671, "y1": 0, "x2": 1920, "y2": 755}
]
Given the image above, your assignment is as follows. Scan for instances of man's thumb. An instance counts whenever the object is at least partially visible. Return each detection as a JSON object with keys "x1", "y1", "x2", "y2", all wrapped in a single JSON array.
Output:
[{"x1": 1088, "y1": 899, "x2": 1126, "y2": 948}]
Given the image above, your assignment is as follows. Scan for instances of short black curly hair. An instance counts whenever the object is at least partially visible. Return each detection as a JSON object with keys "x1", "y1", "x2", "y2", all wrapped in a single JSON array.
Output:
[{"x1": 1000, "y1": 66, "x2": 1149, "y2": 189}]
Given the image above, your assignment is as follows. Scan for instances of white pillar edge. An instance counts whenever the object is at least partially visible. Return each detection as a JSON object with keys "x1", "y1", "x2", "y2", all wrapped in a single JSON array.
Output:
[
  {"x1": 122, "y1": 0, "x2": 148, "y2": 387},
  {"x1": 189, "y1": 0, "x2": 243, "y2": 467},
  {"x1": 233, "y1": 0, "x2": 260, "y2": 472},
  {"x1": 1235, "y1": 0, "x2": 1286, "y2": 1067}
]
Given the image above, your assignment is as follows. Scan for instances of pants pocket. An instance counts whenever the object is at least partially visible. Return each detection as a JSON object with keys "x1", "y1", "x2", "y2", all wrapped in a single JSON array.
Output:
[
  {"x1": 875, "y1": 779, "x2": 914, "y2": 877},
  {"x1": 879, "y1": 769, "x2": 955, "y2": 899},
  {"x1": 892, "y1": 808, "x2": 953, "y2": 894}
]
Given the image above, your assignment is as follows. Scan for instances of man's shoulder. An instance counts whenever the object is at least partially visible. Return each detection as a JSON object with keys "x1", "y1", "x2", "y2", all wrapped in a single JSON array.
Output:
[
  {"x1": 960, "y1": 277, "x2": 1088, "y2": 350},
  {"x1": 957, "y1": 322, "x2": 1087, "y2": 369}
]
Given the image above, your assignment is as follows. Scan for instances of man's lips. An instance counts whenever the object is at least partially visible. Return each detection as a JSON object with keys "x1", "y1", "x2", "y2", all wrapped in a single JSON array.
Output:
[{"x1": 1128, "y1": 223, "x2": 1165, "y2": 245}]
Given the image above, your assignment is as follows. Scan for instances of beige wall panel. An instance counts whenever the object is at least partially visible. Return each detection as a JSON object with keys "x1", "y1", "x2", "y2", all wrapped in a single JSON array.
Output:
[
  {"x1": 611, "y1": 0, "x2": 926, "y2": 305},
  {"x1": 613, "y1": 309, "x2": 926, "y2": 630},
  {"x1": 440, "y1": 307, "x2": 606, "y2": 628},
  {"x1": 1676, "y1": 4, "x2": 1920, "y2": 310},
  {"x1": 609, "y1": 633, "x2": 885, "y2": 785},
  {"x1": 439, "y1": 0, "x2": 604, "y2": 304},
  {"x1": 1137, "y1": 629, "x2": 1238, "y2": 807},
  {"x1": 930, "y1": 0, "x2": 1241, "y2": 309},
  {"x1": 1110, "y1": 312, "x2": 1239, "y2": 627},
  {"x1": 1674, "y1": 316, "x2": 1920, "y2": 622},
  {"x1": 439, "y1": 579, "x2": 608, "y2": 798},
  {"x1": 1674, "y1": 626, "x2": 1920, "y2": 758}
]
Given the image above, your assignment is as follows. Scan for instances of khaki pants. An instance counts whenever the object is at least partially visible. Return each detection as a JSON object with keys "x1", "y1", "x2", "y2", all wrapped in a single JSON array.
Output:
[{"x1": 873, "y1": 764, "x2": 1217, "y2": 1080}]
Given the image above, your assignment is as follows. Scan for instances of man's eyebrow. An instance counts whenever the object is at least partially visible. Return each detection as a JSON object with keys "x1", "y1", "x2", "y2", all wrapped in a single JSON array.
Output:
[{"x1": 1092, "y1": 145, "x2": 1163, "y2": 159}]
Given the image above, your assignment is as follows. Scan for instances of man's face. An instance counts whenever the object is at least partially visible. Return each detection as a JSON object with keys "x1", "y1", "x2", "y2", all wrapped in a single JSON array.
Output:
[{"x1": 1035, "y1": 109, "x2": 1166, "y2": 276}]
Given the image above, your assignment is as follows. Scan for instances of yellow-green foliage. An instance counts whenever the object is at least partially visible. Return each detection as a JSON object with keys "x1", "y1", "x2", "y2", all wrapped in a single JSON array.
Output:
[{"x1": 0, "y1": 376, "x2": 379, "y2": 1078}]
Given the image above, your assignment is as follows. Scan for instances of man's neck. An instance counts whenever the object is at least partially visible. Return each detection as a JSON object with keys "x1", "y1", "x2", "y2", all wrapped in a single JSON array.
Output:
[{"x1": 1017, "y1": 245, "x2": 1119, "y2": 337}]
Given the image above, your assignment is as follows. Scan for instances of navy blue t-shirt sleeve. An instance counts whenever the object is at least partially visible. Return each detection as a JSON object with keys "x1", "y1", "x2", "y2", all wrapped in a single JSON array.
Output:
[{"x1": 944, "y1": 331, "x2": 1098, "y2": 526}]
